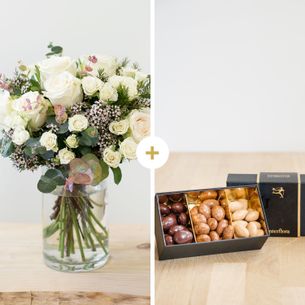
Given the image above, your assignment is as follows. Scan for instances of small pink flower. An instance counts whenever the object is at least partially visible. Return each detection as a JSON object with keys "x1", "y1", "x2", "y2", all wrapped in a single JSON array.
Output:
[
  {"x1": 54, "y1": 105, "x2": 68, "y2": 124},
  {"x1": 88, "y1": 55, "x2": 97, "y2": 64},
  {"x1": 85, "y1": 65, "x2": 93, "y2": 72}
]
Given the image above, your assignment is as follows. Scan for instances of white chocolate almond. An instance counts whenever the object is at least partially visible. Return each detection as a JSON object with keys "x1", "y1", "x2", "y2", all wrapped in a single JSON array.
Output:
[
  {"x1": 233, "y1": 220, "x2": 248, "y2": 228},
  {"x1": 247, "y1": 222, "x2": 258, "y2": 237},
  {"x1": 234, "y1": 225, "x2": 250, "y2": 238},
  {"x1": 256, "y1": 229, "x2": 265, "y2": 236},
  {"x1": 229, "y1": 201, "x2": 244, "y2": 212},
  {"x1": 232, "y1": 209, "x2": 248, "y2": 221},
  {"x1": 245, "y1": 210, "x2": 259, "y2": 222}
]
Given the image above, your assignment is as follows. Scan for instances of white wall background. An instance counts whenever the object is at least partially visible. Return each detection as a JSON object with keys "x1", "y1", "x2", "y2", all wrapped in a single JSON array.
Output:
[
  {"x1": 0, "y1": 0, "x2": 150, "y2": 224},
  {"x1": 156, "y1": 0, "x2": 305, "y2": 152}
]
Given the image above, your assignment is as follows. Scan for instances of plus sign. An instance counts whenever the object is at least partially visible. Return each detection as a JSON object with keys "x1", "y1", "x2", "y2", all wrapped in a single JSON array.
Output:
[{"x1": 145, "y1": 146, "x2": 159, "y2": 160}]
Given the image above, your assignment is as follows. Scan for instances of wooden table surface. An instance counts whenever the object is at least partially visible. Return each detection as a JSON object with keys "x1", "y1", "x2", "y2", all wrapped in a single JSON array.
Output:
[
  {"x1": 0, "y1": 223, "x2": 150, "y2": 298},
  {"x1": 155, "y1": 152, "x2": 305, "y2": 305}
]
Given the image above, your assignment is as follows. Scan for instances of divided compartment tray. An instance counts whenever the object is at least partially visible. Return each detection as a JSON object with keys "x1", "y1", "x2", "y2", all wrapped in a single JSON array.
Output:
[{"x1": 155, "y1": 185, "x2": 270, "y2": 260}]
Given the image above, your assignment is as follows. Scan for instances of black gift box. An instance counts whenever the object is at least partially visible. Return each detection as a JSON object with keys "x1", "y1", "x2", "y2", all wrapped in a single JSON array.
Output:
[
  {"x1": 227, "y1": 172, "x2": 305, "y2": 237},
  {"x1": 155, "y1": 185, "x2": 269, "y2": 260}
]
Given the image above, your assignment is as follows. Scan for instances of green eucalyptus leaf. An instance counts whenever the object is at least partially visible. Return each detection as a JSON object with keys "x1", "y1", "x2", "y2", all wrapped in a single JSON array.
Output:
[
  {"x1": 37, "y1": 175, "x2": 57, "y2": 193},
  {"x1": 111, "y1": 167, "x2": 122, "y2": 185},
  {"x1": 57, "y1": 122, "x2": 69, "y2": 134},
  {"x1": 79, "y1": 134, "x2": 93, "y2": 146},
  {"x1": 1, "y1": 140, "x2": 14, "y2": 157},
  {"x1": 44, "y1": 169, "x2": 65, "y2": 185},
  {"x1": 79, "y1": 146, "x2": 91, "y2": 156},
  {"x1": 40, "y1": 150, "x2": 54, "y2": 160},
  {"x1": 100, "y1": 159, "x2": 109, "y2": 181},
  {"x1": 24, "y1": 146, "x2": 33, "y2": 157}
]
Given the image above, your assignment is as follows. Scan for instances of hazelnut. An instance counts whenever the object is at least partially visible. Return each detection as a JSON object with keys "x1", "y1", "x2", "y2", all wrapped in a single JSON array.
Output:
[
  {"x1": 209, "y1": 231, "x2": 220, "y2": 241},
  {"x1": 194, "y1": 223, "x2": 210, "y2": 235},
  {"x1": 190, "y1": 206, "x2": 199, "y2": 216},
  {"x1": 211, "y1": 206, "x2": 225, "y2": 221},
  {"x1": 198, "y1": 190, "x2": 218, "y2": 201},
  {"x1": 207, "y1": 218, "x2": 218, "y2": 230},
  {"x1": 223, "y1": 225, "x2": 234, "y2": 239},
  {"x1": 199, "y1": 203, "x2": 211, "y2": 219},
  {"x1": 196, "y1": 234, "x2": 211, "y2": 242},
  {"x1": 192, "y1": 213, "x2": 207, "y2": 224},
  {"x1": 202, "y1": 199, "x2": 220, "y2": 208}
]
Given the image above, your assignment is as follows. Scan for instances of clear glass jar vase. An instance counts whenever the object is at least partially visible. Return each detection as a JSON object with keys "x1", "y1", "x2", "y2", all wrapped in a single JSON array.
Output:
[{"x1": 42, "y1": 181, "x2": 109, "y2": 272}]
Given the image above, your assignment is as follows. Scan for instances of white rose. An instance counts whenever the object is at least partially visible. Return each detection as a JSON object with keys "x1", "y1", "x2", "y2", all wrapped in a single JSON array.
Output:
[
  {"x1": 109, "y1": 119, "x2": 129, "y2": 135},
  {"x1": 109, "y1": 76, "x2": 138, "y2": 99},
  {"x1": 119, "y1": 137, "x2": 137, "y2": 160},
  {"x1": 11, "y1": 126, "x2": 30, "y2": 146},
  {"x1": 99, "y1": 82, "x2": 118, "y2": 102},
  {"x1": 82, "y1": 55, "x2": 118, "y2": 77},
  {"x1": 68, "y1": 114, "x2": 88, "y2": 132},
  {"x1": 129, "y1": 109, "x2": 150, "y2": 142},
  {"x1": 120, "y1": 67, "x2": 148, "y2": 82},
  {"x1": 103, "y1": 147, "x2": 122, "y2": 168},
  {"x1": 44, "y1": 72, "x2": 83, "y2": 108},
  {"x1": 40, "y1": 131, "x2": 58, "y2": 152},
  {"x1": 12, "y1": 91, "x2": 49, "y2": 130},
  {"x1": 66, "y1": 134, "x2": 79, "y2": 148},
  {"x1": 81, "y1": 76, "x2": 103, "y2": 96},
  {"x1": 38, "y1": 56, "x2": 76, "y2": 80},
  {"x1": 3, "y1": 112, "x2": 28, "y2": 130},
  {"x1": 58, "y1": 148, "x2": 75, "y2": 165}
]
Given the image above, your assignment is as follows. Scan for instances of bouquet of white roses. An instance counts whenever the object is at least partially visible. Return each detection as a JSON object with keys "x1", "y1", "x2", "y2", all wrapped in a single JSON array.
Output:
[{"x1": 0, "y1": 43, "x2": 150, "y2": 267}]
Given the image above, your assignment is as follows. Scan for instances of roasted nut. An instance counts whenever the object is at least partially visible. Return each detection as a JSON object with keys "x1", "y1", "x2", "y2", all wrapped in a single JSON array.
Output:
[
  {"x1": 232, "y1": 188, "x2": 247, "y2": 199},
  {"x1": 190, "y1": 206, "x2": 199, "y2": 216},
  {"x1": 169, "y1": 193, "x2": 184, "y2": 202},
  {"x1": 202, "y1": 199, "x2": 220, "y2": 208},
  {"x1": 199, "y1": 203, "x2": 211, "y2": 219},
  {"x1": 218, "y1": 190, "x2": 226, "y2": 199},
  {"x1": 194, "y1": 223, "x2": 210, "y2": 235},
  {"x1": 162, "y1": 214, "x2": 177, "y2": 231},
  {"x1": 211, "y1": 206, "x2": 225, "y2": 221},
  {"x1": 158, "y1": 195, "x2": 168, "y2": 204},
  {"x1": 245, "y1": 210, "x2": 259, "y2": 222},
  {"x1": 234, "y1": 224, "x2": 250, "y2": 238},
  {"x1": 247, "y1": 222, "x2": 258, "y2": 237},
  {"x1": 207, "y1": 218, "x2": 218, "y2": 230},
  {"x1": 216, "y1": 219, "x2": 228, "y2": 235},
  {"x1": 159, "y1": 203, "x2": 170, "y2": 216},
  {"x1": 232, "y1": 209, "x2": 248, "y2": 221},
  {"x1": 178, "y1": 212, "x2": 189, "y2": 225},
  {"x1": 223, "y1": 225, "x2": 234, "y2": 239},
  {"x1": 173, "y1": 230, "x2": 193, "y2": 244},
  {"x1": 164, "y1": 234, "x2": 174, "y2": 245},
  {"x1": 229, "y1": 200, "x2": 244, "y2": 212},
  {"x1": 196, "y1": 234, "x2": 211, "y2": 242},
  {"x1": 192, "y1": 213, "x2": 207, "y2": 224},
  {"x1": 209, "y1": 231, "x2": 220, "y2": 241},
  {"x1": 168, "y1": 225, "x2": 187, "y2": 236},
  {"x1": 171, "y1": 202, "x2": 186, "y2": 214},
  {"x1": 198, "y1": 190, "x2": 218, "y2": 201}
]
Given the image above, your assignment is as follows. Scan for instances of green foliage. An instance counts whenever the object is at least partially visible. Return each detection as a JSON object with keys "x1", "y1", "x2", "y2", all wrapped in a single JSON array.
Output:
[
  {"x1": 46, "y1": 42, "x2": 63, "y2": 57},
  {"x1": 116, "y1": 85, "x2": 130, "y2": 105},
  {"x1": 100, "y1": 160, "x2": 109, "y2": 182},
  {"x1": 111, "y1": 167, "x2": 122, "y2": 185},
  {"x1": 138, "y1": 77, "x2": 150, "y2": 99},
  {"x1": 0, "y1": 137, "x2": 14, "y2": 157},
  {"x1": 37, "y1": 168, "x2": 65, "y2": 193},
  {"x1": 79, "y1": 127, "x2": 99, "y2": 147}
]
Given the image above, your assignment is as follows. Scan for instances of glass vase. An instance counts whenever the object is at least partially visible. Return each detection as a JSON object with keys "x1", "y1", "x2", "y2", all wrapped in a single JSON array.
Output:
[{"x1": 42, "y1": 181, "x2": 109, "y2": 272}]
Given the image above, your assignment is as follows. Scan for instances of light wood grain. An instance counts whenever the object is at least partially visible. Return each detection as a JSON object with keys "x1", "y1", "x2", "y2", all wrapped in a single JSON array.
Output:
[
  {"x1": 0, "y1": 224, "x2": 149, "y2": 297},
  {"x1": 0, "y1": 291, "x2": 150, "y2": 305},
  {"x1": 155, "y1": 152, "x2": 305, "y2": 305}
]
